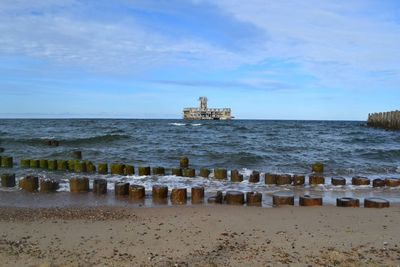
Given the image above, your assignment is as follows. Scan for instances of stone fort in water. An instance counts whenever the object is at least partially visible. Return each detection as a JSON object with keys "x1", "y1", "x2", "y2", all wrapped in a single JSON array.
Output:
[{"x1": 183, "y1": 97, "x2": 232, "y2": 120}]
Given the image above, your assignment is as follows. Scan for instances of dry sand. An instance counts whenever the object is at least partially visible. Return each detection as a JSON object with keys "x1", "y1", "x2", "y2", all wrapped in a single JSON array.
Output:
[{"x1": 0, "y1": 205, "x2": 399, "y2": 267}]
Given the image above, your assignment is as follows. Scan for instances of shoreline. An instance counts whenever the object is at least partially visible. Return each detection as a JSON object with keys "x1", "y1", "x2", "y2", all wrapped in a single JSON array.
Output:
[{"x1": 1, "y1": 205, "x2": 399, "y2": 266}]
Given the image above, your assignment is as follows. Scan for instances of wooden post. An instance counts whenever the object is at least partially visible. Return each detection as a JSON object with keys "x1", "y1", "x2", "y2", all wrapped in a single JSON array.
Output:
[
  {"x1": 69, "y1": 177, "x2": 89, "y2": 193},
  {"x1": 331, "y1": 177, "x2": 346, "y2": 186},
  {"x1": 336, "y1": 197, "x2": 359, "y2": 207},
  {"x1": 248, "y1": 171, "x2": 260, "y2": 183},
  {"x1": 272, "y1": 192, "x2": 294, "y2": 206},
  {"x1": 352, "y1": 176, "x2": 370, "y2": 186},
  {"x1": 231, "y1": 169, "x2": 243, "y2": 182},
  {"x1": 129, "y1": 184, "x2": 145, "y2": 200},
  {"x1": 214, "y1": 168, "x2": 227, "y2": 180},
  {"x1": 40, "y1": 179, "x2": 59, "y2": 193},
  {"x1": 246, "y1": 192, "x2": 262, "y2": 206},
  {"x1": 199, "y1": 168, "x2": 210, "y2": 178},
  {"x1": 19, "y1": 176, "x2": 39, "y2": 192},
  {"x1": 372, "y1": 178, "x2": 385, "y2": 187},
  {"x1": 225, "y1": 191, "x2": 244, "y2": 205},
  {"x1": 364, "y1": 198, "x2": 389, "y2": 208},
  {"x1": 115, "y1": 182, "x2": 129, "y2": 197},
  {"x1": 299, "y1": 195, "x2": 323, "y2": 206},
  {"x1": 171, "y1": 188, "x2": 187, "y2": 204},
  {"x1": 171, "y1": 168, "x2": 183, "y2": 176},
  {"x1": 93, "y1": 178, "x2": 107, "y2": 194},
  {"x1": 191, "y1": 186, "x2": 204, "y2": 204},
  {"x1": 1, "y1": 173, "x2": 16, "y2": 187}
]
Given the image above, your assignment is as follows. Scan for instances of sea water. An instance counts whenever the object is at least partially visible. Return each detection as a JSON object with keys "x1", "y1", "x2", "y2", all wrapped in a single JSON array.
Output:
[{"x1": 0, "y1": 119, "x2": 399, "y2": 207}]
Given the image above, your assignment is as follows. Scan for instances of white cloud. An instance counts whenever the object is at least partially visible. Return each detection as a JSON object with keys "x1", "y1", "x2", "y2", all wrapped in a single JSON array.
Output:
[
  {"x1": 0, "y1": 0, "x2": 399, "y2": 90},
  {"x1": 207, "y1": 0, "x2": 400, "y2": 88}
]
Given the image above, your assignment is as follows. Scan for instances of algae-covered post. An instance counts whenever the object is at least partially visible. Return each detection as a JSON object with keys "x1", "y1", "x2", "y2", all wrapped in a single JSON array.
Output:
[{"x1": 367, "y1": 110, "x2": 400, "y2": 130}]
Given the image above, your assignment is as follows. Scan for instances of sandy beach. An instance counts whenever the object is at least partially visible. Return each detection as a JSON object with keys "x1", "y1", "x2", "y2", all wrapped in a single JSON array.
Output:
[{"x1": 0, "y1": 205, "x2": 399, "y2": 267}]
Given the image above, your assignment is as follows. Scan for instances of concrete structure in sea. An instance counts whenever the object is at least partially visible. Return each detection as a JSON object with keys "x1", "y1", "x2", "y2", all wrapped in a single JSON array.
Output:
[{"x1": 183, "y1": 97, "x2": 232, "y2": 120}]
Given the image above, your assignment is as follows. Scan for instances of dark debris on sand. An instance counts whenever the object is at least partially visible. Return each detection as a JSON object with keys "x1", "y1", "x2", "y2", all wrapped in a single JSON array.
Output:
[{"x1": 0, "y1": 207, "x2": 137, "y2": 222}]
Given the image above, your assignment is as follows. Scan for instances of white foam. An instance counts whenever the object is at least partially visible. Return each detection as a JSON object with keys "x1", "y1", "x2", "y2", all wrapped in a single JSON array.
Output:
[
  {"x1": 169, "y1": 123, "x2": 186, "y2": 126},
  {"x1": 191, "y1": 123, "x2": 202, "y2": 126}
]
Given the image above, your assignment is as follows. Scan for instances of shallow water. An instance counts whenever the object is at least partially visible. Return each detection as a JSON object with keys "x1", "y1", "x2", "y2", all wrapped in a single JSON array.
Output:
[{"x1": 0, "y1": 119, "x2": 399, "y2": 206}]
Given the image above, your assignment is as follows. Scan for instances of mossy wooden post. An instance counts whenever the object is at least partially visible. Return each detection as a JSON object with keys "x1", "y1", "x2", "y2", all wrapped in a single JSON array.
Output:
[
  {"x1": 138, "y1": 166, "x2": 151, "y2": 176},
  {"x1": 191, "y1": 186, "x2": 204, "y2": 204},
  {"x1": 20, "y1": 159, "x2": 31, "y2": 168},
  {"x1": 47, "y1": 160, "x2": 57, "y2": 171},
  {"x1": 57, "y1": 160, "x2": 68, "y2": 171},
  {"x1": 225, "y1": 191, "x2": 244, "y2": 205},
  {"x1": 93, "y1": 178, "x2": 107, "y2": 194},
  {"x1": 292, "y1": 175, "x2": 305, "y2": 186},
  {"x1": 372, "y1": 178, "x2": 385, "y2": 187},
  {"x1": 19, "y1": 176, "x2": 39, "y2": 192},
  {"x1": 74, "y1": 161, "x2": 87, "y2": 173},
  {"x1": 115, "y1": 182, "x2": 129, "y2": 197},
  {"x1": 152, "y1": 185, "x2": 168, "y2": 204},
  {"x1": 276, "y1": 174, "x2": 292, "y2": 185},
  {"x1": 1, "y1": 173, "x2": 16, "y2": 187},
  {"x1": 123, "y1": 165, "x2": 134, "y2": 175},
  {"x1": 29, "y1": 159, "x2": 40, "y2": 168},
  {"x1": 311, "y1": 162, "x2": 324, "y2": 173},
  {"x1": 214, "y1": 168, "x2": 227, "y2": 180},
  {"x1": 98, "y1": 163, "x2": 108, "y2": 175},
  {"x1": 299, "y1": 195, "x2": 323, "y2": 206},
  {"x1": 352, "y1": 176, "x2": 370, "y2": 186},
  {"x1": 336, "y1": 197, "x2": 360, "y2": 207},
  {"x1": 385, "y1": 178, "x2": 400, "y2": 187},
  {"x1": 1, "y1": 156, "x2": 13, "y2": 168},
  {"x1": 249, "y1": 171, "x2": 260, "y2": 183},
  {"x1": 180, "y1": 157, "x2": 189, "y2": 169},
  {"x1": 39, "y1": 159, "x2": 48, "y2": 169},
  {"x1": 309, "y1": 174, "x2": 325, "y2": 185},
  {"x1": 364, "y1": 198, "x2": 390, "y2": 208},
  {"x1": 72, "y1": 151, "x2": 82, "y2": 159},
  {"x1": 264, "y1": 173, "x2": 277, "y2": 185},
  {"x1": 40, "y1": 179, "x2": 59, "y2": 193},
  {"x1": 129, "y1": 184, "x2": 145, "y2": 200},
  {"x1": 171, "y1": 188, "x2": 187, "y2": 205},
  {"x1": 85, "y1": 161, "x2": 96, "y2": 173},
  {"x1": 207, "y1": 191, "x2": 223, "y2": 204},
  {"x1": 183, "y1": 168, "x2": 195, "y2": 177},
  {"x1": 67, "y1": 160, "x2": 77, "y2": 171},
  {"x1": 111, "y1": 164, "x2": 125, "y2": 175},
  {"x1": 171, "y1": 168, "x2": 182, "y2": 176},
  {"x1": 199, "y1": 168, "x2": 210, "y2": 178},
  {"x1": 230, "y1": 169, "x2": 241, "y2": 182},
  {"x1": 272, "y1": 193, "x2": 294, "y2": 206},
  {"x1": 69, "y1": 177, "x2": 89, "y2": 193},
  {"x1": 246, "y1": 192, "x2": 262, "y2": 206},
  {"x1": 331, "y1": 177, "x2": 346, "y2": 186},
  {"x1": 152, "y1": 167, "x2": 165, "y2": 176}
]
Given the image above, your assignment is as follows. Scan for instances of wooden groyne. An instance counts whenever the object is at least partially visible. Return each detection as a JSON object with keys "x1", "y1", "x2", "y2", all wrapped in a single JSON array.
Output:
[{"x1": 367, "y1": 110, "x2": 400, "y2": 130}]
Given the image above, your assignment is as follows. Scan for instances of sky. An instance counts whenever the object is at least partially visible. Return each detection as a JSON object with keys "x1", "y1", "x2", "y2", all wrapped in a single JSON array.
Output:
[{"x1": 1, "y1": 0, "x2": 400, "y2": 120}]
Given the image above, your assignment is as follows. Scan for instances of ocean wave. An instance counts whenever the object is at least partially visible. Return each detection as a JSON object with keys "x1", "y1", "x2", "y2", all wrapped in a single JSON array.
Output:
[
  {"x1": 191, "y1": 123, "x2": 202, "y2": 126},
  {"x1": 1, "y1": 134, "x2": 130, "y2": 146},
  {"x1": 169, "y1": 123, "x2": 186, "y2": 126}
]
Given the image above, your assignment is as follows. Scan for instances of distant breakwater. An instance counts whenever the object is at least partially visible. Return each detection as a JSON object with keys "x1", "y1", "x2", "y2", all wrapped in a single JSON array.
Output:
[{"x1": 367, "y1": 110, "x2": 400, "y2": 130}]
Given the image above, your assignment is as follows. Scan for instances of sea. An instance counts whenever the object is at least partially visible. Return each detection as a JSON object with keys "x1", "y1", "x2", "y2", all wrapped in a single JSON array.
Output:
[{"x1": 0, "y1": 119, "x2": 399, "y2": 207}]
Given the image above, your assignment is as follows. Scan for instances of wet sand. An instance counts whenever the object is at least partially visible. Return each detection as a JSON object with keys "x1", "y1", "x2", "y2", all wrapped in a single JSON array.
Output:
[{"x1": 0, "y1": 205, "x2": 399, "y2": 267}]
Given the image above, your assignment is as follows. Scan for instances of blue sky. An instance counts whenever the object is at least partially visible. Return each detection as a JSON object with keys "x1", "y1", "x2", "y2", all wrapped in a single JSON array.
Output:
[{"x1": 1, "y1": 0, "x2": 400, "y2": 120}]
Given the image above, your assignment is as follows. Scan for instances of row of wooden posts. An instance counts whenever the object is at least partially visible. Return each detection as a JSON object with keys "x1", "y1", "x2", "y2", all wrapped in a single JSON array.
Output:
[
  {"x1": 367, "y1": 110, "x2": 400, "y2": 130},
  {"x1": 1, "y1": 156, "x2": 400, "y2": 188},
  {"x1": 0, "y1": 174, "x2": 390, "y2": 208}
]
